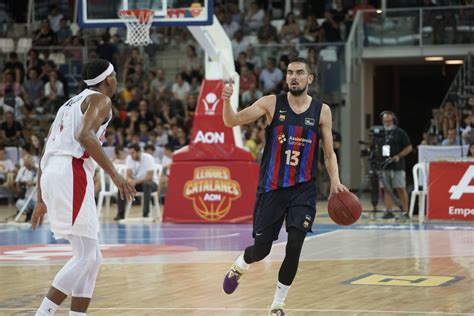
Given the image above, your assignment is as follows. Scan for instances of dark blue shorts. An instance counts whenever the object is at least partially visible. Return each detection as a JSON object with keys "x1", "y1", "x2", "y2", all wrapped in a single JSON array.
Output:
[{"x1": 253, "y1": 180, "x2": 317, "y2": 242}]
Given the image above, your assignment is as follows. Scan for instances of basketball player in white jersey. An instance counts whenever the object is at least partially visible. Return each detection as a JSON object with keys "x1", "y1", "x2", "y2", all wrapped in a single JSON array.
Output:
[{"x1": 31, "y1": 59, "x2": 136, "y2": 316}]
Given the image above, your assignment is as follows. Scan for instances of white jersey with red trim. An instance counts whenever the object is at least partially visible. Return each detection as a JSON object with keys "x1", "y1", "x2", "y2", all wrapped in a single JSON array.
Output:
[
  {"x1": 40, "y1": 89, "x2": 111, "y2": 240},
  {"x1": 41, "y1": 88, "x2": 111, "y2": 174}
]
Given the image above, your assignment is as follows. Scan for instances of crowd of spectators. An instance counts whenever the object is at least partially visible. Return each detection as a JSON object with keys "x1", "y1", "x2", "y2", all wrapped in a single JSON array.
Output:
[
  {"x1": 0, "y1": 0, "x2": 473, "y2": 218},
  {"x1": 0, "y1": 0, "x2": 360, "y2": 155},
  {"x1": 422, "y1": 97, "x2": 474, "y2": 147}
]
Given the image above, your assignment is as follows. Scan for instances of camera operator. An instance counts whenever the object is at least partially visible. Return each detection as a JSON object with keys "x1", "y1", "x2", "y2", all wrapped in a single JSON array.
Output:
[{"x1": 380, "y1": 111, "x2": 413, "y2": 219}]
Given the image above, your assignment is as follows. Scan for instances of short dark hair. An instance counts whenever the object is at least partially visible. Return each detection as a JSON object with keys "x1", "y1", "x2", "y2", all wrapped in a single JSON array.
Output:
[
  {"x1": 81, "y1": 59, "x2": 111, "y2": 87},
  {"x1": 128, "y1": 143, "x2": 141, "y2": 152},
  {"x1": 114, "y1": 144, "x2": 124, "y2": 155},
  {"x1": 289, "y1": 57, "x2": 313, "y2": 76},
  {"x1": 144, "y1": 144, "x2": 155, "y2": 152}
]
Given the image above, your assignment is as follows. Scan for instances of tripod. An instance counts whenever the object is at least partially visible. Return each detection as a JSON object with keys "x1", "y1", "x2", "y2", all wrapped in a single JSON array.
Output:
[{"x1": 357, "y1": 158, "x2": 403, "y2": 220}]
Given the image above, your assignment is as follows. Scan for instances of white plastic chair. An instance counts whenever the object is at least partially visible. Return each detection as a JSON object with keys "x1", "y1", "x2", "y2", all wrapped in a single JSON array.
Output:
[
  {"x1": 124, "y1": 164, "x2": 163, "y2": 222},
  {"x1": 16, "y1": 38, "x2": 32, "y2": 54},
  {"x1": 409, "y1": 162, "x2": 427, "y2": 222},
  {"x1": 14, "y1": 186, "x2": 37, "y2": 222},
  {"x1": 96, "y1": 164, "x2": 127, "y2": 219},
  {"x1": 49, "y1": 52, "x2": 66, "y2": 65},
  {"x1": 0, "y1": 38, "x2": 15, "y2": 54}
]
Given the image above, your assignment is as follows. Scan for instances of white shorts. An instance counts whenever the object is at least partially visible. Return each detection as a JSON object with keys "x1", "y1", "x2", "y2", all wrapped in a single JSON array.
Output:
[{"x1": 41, "y1": 156, "x2": 99, "y2": 240}]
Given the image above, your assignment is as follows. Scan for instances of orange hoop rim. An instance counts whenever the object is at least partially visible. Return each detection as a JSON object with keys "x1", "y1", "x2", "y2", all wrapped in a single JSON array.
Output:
[{"x1": 118, "y1": 9, "x2": 155, "y2": 23}]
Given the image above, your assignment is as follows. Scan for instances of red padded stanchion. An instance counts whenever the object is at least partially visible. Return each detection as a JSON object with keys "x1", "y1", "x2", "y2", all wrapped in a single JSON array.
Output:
[{"x1": 163, "y1": 80, "x2": 259, "y2": 223}]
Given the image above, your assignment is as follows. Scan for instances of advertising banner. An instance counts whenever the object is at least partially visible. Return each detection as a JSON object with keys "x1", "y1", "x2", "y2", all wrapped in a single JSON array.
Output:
[{"x1": 427, "y1": 162, "x2": 474, "y2": 221}]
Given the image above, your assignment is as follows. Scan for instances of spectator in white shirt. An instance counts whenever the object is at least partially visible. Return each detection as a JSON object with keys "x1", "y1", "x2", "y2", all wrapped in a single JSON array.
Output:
[
  {"x1": 150, "y1": 68, "x2": 171, "y2": 101},
  {"x1": 244, "y1": 2, "x2": 265, "y2": 33},
  {"x1": 259, "y1": 57, "x2": 284, "y2": 94},
  {"x1": 47, "y1": 4, "x2": 64, "y2": 33},
  {"x1": 44, "y1": 70, "x2": 64, "y2": 113},
  {"x1": 115, "y1": 144, "x2": 158, "y2": 220},
  {"x1": 222, "y1": 12, "x2": 240, "y2": 39},
  {"x1": 0, "y1": 146, "x2": 15, "y2": 189},
  {"x1": 231, "y1": 30, "x2": 250, "y2": 59},
  {"x1": 172, "y1": 74, "x2": 190, "y2": 104}
]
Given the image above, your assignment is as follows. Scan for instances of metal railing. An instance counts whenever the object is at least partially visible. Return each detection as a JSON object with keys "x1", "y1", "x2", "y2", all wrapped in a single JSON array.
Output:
[
  {"x1": 360, "y1": 5, "x2": 474, "y2": 47},
  {"x1": 440, "y1": 53, "x2": 473, "y2": 108},
  {"x1": 345, "y1": 10, "x2": 363, "y2": 84}
]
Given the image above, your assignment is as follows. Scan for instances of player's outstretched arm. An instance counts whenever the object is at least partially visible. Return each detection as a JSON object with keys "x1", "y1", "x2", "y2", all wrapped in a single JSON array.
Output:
[
  {"x1": 320, "y1": 104, "x2": 348, "y2": 196},
  {"x1": 78, "y1": 94, "x2": 136, "y2": 201},
  {"x1": 222, "y1": 80, "x2": 273, "y2": 127}
]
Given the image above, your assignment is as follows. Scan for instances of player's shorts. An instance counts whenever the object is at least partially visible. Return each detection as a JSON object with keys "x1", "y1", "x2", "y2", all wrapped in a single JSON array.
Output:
[
  {"x1": 380, "y1": 170, "x2": 406, "y2": 189},
  {"x1": 41, "y1": 155, "x2": 99, "y2": 240},
  {"x1": 253, "y1": 180, "x2": 317, "y2": 242}
]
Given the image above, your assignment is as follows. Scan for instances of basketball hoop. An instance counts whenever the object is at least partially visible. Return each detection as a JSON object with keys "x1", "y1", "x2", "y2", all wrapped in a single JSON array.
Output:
[{"x1": 118, "y1": 9, "x2": 155, "y2": 46}]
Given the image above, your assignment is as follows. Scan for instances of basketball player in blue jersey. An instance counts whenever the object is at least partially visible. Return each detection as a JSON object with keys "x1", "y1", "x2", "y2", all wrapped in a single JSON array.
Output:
[{"x1": 222, "y1": 58, "x2": 348, "y2": 316}]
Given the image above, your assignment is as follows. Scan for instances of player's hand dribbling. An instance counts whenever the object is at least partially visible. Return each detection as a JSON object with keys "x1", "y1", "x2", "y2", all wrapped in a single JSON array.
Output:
[
  {"x1": 112, "y1": 173, "x2": 137, "y2": 201},
  {"x1": 222, "y1": 79, "x2": 233, "y2": 101},
  {"x1": 32, "y1": 201, "x2": 47, "y2": 230},
  {"x1": 329, "y1": 182, "x2": 349, "y2": 199}
]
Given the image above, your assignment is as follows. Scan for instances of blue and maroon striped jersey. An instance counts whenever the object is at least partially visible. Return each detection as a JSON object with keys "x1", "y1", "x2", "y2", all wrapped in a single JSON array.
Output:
[{"x1": 258, "y1": 94, "x2": 322, "y2": 193}]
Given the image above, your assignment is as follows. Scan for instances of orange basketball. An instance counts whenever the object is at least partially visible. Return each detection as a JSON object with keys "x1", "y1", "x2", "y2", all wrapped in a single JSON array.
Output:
[{"x1": 328, "y1": 191, "x2": 362, "y2": 226}]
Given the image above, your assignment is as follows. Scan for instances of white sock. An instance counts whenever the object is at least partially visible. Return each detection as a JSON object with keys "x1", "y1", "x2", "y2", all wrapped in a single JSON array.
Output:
[
  {"x1": 69, "y1": 312, "x2": 86, "y2": 316},
  {"x1": 235, "y1": 253, "x2": 249, "y2": 271},
  {"x1": 272, "y1": 281, "x2": 291, "y2": 307},
  {"x1": 35, "y1": 297, "x2": 59, "y2": 315}
]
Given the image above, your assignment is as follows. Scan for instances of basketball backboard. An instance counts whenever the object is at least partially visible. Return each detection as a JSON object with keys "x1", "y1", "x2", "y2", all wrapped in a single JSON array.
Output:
[{"x1": 77, "y1": 0, "x2": 213, "y2": 28}]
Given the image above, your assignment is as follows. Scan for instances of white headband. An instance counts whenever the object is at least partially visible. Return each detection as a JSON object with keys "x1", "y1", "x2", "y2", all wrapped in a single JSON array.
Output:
[{"x1": 84, "y1": 63, "x2": 114, "y2": 86}]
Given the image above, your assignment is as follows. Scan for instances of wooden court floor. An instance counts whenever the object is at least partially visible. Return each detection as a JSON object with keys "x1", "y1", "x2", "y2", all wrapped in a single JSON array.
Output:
[
  {"x1": 1, "y1": 199, "x2": 473, "y2": 316},
  {"x1": 1, "y1": 212, "x2": 473, "y2": 316},
  {"x1": 1, "y1": 257, "x2": 473, "y2": 316}
]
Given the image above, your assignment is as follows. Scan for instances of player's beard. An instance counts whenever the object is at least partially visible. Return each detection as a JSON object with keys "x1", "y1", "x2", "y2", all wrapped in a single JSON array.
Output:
[{"x1": 289, "y1": 84, "x2": 307, "y2": 96}]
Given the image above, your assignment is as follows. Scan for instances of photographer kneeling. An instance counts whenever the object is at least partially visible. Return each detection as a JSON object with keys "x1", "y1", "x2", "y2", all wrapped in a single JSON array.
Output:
[{"x1": 380, "y1": 111, "x2": 413, "y2": 220}]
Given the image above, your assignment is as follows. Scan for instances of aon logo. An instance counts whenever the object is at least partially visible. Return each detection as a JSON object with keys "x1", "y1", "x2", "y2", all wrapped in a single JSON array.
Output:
[
  {"x1": 194, "y1": 131, "x2": 225, "y2": 144},
  {"x1": 449, "y1": 165, "x2": 474, "y2": 200}
]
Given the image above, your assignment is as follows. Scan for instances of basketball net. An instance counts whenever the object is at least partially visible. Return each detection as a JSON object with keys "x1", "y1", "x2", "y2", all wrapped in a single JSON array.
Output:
[{"x1": 118, "y1": 9, "x2": 154, "y2": 46}]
